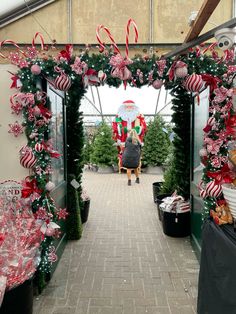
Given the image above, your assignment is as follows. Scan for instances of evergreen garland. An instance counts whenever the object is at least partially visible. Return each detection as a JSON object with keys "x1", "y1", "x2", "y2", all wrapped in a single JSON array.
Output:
[{"x1": 66, "y1": 81, "x2": 85, "y2": 239}]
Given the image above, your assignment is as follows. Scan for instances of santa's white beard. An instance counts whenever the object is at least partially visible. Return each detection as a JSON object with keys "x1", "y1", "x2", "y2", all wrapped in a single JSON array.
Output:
[{"x1": 117, "y1": 105, "x2": 140, "y2": 130}]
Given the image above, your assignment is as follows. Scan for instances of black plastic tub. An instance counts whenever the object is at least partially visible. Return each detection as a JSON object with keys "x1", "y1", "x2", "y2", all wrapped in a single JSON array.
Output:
[
  {"x1": 162, "y1": 211, "x2": 191, "y2": 237},
  {"x1": 0, "y1": 279, "x2": 33, "y2": 314},
  {"x1": 152, "y1": 182, "x2": 163, "y2": 203},
  {"x1": 81, "y1": 199, "x2": 90, "y2": 223}
]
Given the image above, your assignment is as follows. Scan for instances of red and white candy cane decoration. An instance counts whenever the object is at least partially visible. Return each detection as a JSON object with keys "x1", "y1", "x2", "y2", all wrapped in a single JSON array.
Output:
[
  {"x1": 20, "y1": 146, "x2": 37, "y2": 169},
  {"x1": 0, "y1": 40, "x2": 26, "y2": 59},
  {"x1": 96, "y1": 25, "x2": 120, "y2": 54},
  {"x1": 205, "y1": 181, "x2": 222, "y2": 198},
  {"x1": 125, "y1": 18, "x2": 138, "y2": 59},
  {"x1": 32, "y1": 32, "x2": 45, "y2": 50}
]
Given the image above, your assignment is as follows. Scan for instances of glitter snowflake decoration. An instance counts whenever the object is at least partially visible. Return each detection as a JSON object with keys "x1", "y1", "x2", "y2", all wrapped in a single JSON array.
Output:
[
  {"x1": 8, "y1": 121, "x2": 24, "y2": 137},
  {"x1": 56, "y1": 208, "x2": 68, "y2": 220}
]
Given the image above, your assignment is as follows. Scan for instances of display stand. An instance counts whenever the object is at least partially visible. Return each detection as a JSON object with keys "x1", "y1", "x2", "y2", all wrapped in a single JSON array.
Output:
[{"x1": 197, "y1": 219, "x2": 236, "y2": 314}]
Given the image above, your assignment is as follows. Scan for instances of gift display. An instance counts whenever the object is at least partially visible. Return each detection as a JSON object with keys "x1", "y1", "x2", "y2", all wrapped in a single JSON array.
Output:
[{"x1": 0, "y1": 181, "x2": 41, "y2": 309}]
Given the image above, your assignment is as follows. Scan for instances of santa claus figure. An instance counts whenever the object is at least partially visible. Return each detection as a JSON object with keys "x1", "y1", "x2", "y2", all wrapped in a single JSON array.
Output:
[{"x1": 112, "y1": 100, "x2": 146, "y2": 148}]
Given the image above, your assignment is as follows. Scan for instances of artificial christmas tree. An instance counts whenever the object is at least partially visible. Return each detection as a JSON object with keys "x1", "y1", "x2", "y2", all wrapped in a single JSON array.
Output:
[
  {"x1": 91, "y1": 122, "x2": 117, "y2": 171},
  {"x1": 142, "y1": 115, "x2": 170, "y2": 169}
]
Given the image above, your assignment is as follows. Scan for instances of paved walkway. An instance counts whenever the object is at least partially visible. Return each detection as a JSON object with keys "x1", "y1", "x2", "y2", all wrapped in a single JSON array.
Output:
[{"x1": 33, "y1": 171, "x2": 199, "y2": 314}]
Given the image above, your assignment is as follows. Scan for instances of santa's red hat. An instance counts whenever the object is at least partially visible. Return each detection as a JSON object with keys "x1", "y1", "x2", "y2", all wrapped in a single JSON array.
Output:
[{"x1": 123, "y1": 100, "x2": 135, "y2": 105}]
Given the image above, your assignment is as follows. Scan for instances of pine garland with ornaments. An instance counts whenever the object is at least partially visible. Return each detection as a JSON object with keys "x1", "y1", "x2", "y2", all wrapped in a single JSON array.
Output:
[{"x1": 1, "y1": 21, "x2": 236, "y2": 292}]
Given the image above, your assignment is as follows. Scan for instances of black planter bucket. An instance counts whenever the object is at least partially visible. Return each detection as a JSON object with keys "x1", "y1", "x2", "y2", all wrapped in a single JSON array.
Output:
[
  {"x1": 0, "y1": 279, "x2": 33, "y2": 314},
  {"x1": 81, "y1": 200, "x2": 90, "y2": 224},
  {"x1": 162, "y1": 211, "x2": 191, "y2": 237},
  {"x1": 156, "y1": 194, "x2": 171, "y2": 221},
  {"x1": 152, "y1": 182, "x2": 163, "y2": 203}
]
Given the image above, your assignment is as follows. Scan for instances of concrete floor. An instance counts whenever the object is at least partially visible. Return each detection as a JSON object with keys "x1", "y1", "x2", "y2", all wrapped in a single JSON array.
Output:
[{"x1": 33, "y1": 171, "x2": 199, "y2": 314}]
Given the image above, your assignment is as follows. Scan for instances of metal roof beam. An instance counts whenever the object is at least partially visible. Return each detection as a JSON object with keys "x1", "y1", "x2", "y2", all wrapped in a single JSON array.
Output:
[
  {"x1": 163, "y1": 17, "x2": 236, "y2": 58},
  {"x1": 184, "y1": 0, "x2": 221, "y2": 43}
]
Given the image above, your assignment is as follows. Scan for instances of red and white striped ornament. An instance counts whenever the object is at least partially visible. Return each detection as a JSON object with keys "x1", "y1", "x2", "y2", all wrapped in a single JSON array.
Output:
[
  {"x1": 199, "y1": 189, "x2": 207, "y2": 198},
  {"x1": 184, "y1": 74, "x2": 205, "y2": 93},
  {"x1": 54, "y1": 73, "x2": 71, "y2": 91},
  {"x1": 98, "y1": 70, "x2": 107, "y2": 84},
  {"x1": 35, "y1": 143, "x2": 44, "y2": 152},
  {"x1": 152, "y1": 79, "x2": 163, "y2": 89},
  {"x1": 207, "y1": 116, "x2": 215, "y2": 126},
  {"x1": 20, "y1": 146, "x2": 37, "y2": 168},
  {"x1": 175, "y1": 66, "x2": 188, "y2": 78},
  {"x1": 206, "y1": 181, "x2": 222, "y2": 198}
]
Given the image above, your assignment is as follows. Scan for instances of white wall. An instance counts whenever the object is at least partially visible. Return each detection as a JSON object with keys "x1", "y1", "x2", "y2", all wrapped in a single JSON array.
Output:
[{"x1": 0, "y1": 64, "x2": 28, "y2": 181}]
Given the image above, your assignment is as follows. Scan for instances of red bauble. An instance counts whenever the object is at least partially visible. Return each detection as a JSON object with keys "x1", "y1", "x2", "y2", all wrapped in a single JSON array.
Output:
[
  {"x1": 20, "y1": 146, "x2": 37, "y2": 168},
  {"x1": 54, "y1": 73, "x2": 71, "y2": 91},
  {"x1": 35, "y1": 143, "x2": 44, "y2": 152},
  {"x1": 205, "y1": 181, "x2": 222, "y2": 198},
  {"x1": 175, "y1": 66, "x2": 188, "y2": 78},
  {"x1": 152, "y1": 79, "x2": 163, "y2": 89},
  {"x1": 184, "y1": 74, "x2": 204, "y2": 92},
  {"x1": 31, "y1": 64, "x2": 41, "y2": 75}
]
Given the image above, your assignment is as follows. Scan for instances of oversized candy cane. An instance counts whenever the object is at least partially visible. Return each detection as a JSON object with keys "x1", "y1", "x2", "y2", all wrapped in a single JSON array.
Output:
[
  {"x1": 0, "y1": 40, "x2": 26, "y2": 59},
  {"x1": 125, "y1": 18, "x2": 138, "y2": 58},
  {"x1": 96, "y1": 25, "x2": 120, "y2": 54},
  {"x1": 32, "y1": 32, "x2": 45, "y2": 50}
]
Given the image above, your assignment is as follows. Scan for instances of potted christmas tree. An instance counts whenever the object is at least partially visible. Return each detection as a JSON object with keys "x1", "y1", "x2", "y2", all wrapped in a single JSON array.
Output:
[
  {"x1": 142, "y1": 114, "x2": 170, "y2": 174},
  {"x1": 90, "y1": 122, "x2": 117, "y2": 173}
]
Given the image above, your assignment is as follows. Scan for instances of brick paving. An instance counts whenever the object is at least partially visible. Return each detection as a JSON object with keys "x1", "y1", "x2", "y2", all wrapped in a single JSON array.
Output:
[{"x1": 33, "y1": 171, "x2": 199, "y2": 314}]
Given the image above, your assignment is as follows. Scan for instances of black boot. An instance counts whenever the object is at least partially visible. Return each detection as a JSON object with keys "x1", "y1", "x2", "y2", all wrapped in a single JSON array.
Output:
[
  {"x1": 135, "y1": 177, "x2": 140, "y2": 184},
  {"x1": 128, "y1": 179, "x2": 131, "y2": 186}
]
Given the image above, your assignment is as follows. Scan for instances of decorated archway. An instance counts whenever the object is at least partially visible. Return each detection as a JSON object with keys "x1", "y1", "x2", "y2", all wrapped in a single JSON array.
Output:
[{"x1": 1, "y1": 19, "x2": 235, "y2": 292}]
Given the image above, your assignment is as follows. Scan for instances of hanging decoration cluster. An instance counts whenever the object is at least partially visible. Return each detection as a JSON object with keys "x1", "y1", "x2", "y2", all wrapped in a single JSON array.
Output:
[{"x1": 0, "y1": 19, "x2": 235, "y2": 283}]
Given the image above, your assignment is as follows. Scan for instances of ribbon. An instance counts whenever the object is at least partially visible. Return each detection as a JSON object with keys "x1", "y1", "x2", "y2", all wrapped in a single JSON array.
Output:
[
  {"x1": 207, "y1": 163, "x2": 234, "y2": 184},
  {"x1": 37, "y1": 104, "x2": 52, "y2": 119},
  {"x1": 125, "y1": 18, "x2": 138, "y2": 59},
  {"x1": 83, "y1": 68, "x2": 100, "y2": 87},
  {"x1": 21, "y1": 177, "x2": 42, "y2": 198},
  {"x1": 156, "y1": 59, "x2": 166, "y2": 77},
  {"x1": 58, "y1": 44, "x2": 73, "y2": 61},
  {"x1": 224, "y1": 113, "x2": 236, "y2": 137},
  {"x1": 96, "y1": 25, "x2": 120, "y2": 53},
  {"x1": 0, "y1": 39, "x2": 26, "y2": 59},
  {"x1": 214, "y1": 86, "x2": 233, "y2": 103},
  {"x1": 201, "y1": 74, "x2": 221, "y2": 93},
  {"x1": 32, "y1": 32, "x2": 45, "y2": 50},
  {"x1": 168, "y1": 60, "x2": 187, "y2": 81},
  {"x1": 109, "y1": 54, "x2": 132, "y2": 89}
]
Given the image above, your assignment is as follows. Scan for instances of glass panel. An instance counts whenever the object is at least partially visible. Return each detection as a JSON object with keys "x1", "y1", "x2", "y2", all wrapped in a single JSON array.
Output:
[
  {"x1": 47, "y1": 88, "x2": 65, "y2": 186},
  {"x1": 193, "y1": 87, "x2": 209, "y2": 184}
]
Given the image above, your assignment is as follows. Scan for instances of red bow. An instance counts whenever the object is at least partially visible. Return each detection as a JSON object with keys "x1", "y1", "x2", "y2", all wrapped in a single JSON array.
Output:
[
  {"x1": 50, "y1": 151, "x2": 61, "y2": 158},
  {"x1": 58, "y1": 44, "x2": 73, "y2": 61},
  {"x1": 225, "y1": 113, "x2": 236, "y2": 138},
  {"x1": 37, "y1": 104, "x2": 52, "y2": 119},
  {"x1": 201, "y1": 74, "x2": 221, "y2": 93},
  {"x1": 207, "y1": 164, "x2": 234, "y2": 184},
  {"x1": 21, "y1": 177, "x2": 42, "y2": 198}
]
